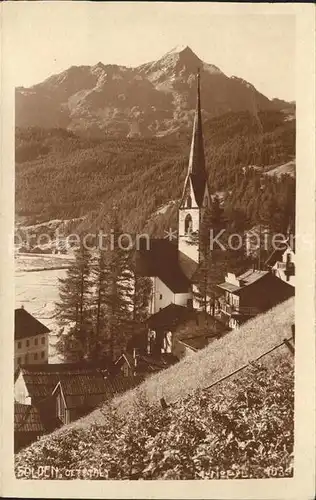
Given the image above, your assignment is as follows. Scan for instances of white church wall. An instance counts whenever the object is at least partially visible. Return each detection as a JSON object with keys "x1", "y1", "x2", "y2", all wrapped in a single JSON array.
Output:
[
  {"x1": 152, "y1": 277, "x2": 174, "y2": 313},
  {"x1": 152, "y1": 278, "x2": 192, "y2": 313}
]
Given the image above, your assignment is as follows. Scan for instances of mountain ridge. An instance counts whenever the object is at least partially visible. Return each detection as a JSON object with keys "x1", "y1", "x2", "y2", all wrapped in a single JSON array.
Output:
[{"x1": 16, "y1": 46, "x2": 294, "y2": 138}]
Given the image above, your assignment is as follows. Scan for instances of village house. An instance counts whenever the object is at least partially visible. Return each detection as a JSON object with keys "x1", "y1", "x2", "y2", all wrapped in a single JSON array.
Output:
[
  {"x1": 52, "y1": 373, "x2": 142, "y2": 425},
  {"x1": 171, "y1": 312, "x2": 229, "y2": 359},
  {"x1": 14, "y1": 307, "x2": 50, "y2": 371},
  {"x1": 217, "y1": 269, "x2": 295, "y2": 329},
  {"x1": 119, "y1": 304, "x2": 229, "y2": 370},
  {"x1": 114, "y1": 350, "x2": 178, "y2": 378},
  {"x1": 265, "y1": 237, "x2": 295, "y2": 287},
  {"x1": 14, "y1": 362, "x2": 143, "y2": 449},
  {"x1": 14, "y1": 363, "x2": 106, "y2": 405}
]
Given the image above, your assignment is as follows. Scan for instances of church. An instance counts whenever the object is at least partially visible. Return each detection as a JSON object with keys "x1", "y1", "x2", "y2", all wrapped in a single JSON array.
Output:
[{"x1": 137, "y1": 70, "x2": 211, "y2": 316}]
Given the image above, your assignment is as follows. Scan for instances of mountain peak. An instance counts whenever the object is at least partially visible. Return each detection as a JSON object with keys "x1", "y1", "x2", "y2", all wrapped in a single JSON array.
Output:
[
  {"x1": 163, "y1": 45, "x2": 200, "y2": 61},
  {"x1": 167, "y1": 45, "x2": 193, "y2": 55}
]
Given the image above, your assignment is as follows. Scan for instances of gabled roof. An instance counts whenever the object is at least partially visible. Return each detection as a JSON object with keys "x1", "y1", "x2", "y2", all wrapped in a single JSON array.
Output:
[
  {"x1": 115, "y1": 353, "x2": 135, "y2": 370},
  {"x1": 137, "y1": 239, "x2": 190, "y2": 293},
  {"x1": 16, "y1": 363, "x2": 109, "y2": 400},
  {"x1": 265, "y1": 248, "x2": 287, "y2": 268},
  {"x1": 147, "y1": 303, "x2": 195, "y2": 329},
  {"x1": 217, "y1": 282, "x2": 239, "y2": 293},
  {"x1": 53, "y1": 375, "x2": 143, "y2": 410},
  {"x1": 217, "y1": 269, "x2": 269, "y2": 294},
  {"x1": 238, "y1": 269, "x2": 269, "y2": 285},
  {"x1": 15, "y1": 308, "x2": 50, "y2": 340},
  {"x1": 178, "y1": 250, "x2": 199, "y2": 281}
]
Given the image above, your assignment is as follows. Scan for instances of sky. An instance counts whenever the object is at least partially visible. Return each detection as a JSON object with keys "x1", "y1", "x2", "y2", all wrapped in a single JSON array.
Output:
[{"x1": 3, "y1": 3, "x2": 295, "y2": 101}]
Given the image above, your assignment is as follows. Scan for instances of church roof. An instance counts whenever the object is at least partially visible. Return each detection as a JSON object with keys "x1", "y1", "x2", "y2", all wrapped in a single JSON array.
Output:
[
  {"x1": 182, "y1": 69, "x2": 207, "y2": 207},
  {"x1": 178, "y1": 250, "x2": 200, "y2": 281},
  {"x1": 137, "y1": 239, "x2": 190, "y2": 293}
]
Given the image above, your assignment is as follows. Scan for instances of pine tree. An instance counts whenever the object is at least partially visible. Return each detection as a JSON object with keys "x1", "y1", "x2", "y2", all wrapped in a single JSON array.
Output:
[
  {"x1": 127, "y1": 269, "x2": 152, "y2": 349},
  {"x1": 55, "y1": 241, "x2": 92, "y2": 362},
  {"x1": 91, "y1": 210, "x2": 134, "y2": 362},
  {"x1": 89, "y1": 248, "x2": 111, "y2": 362}
]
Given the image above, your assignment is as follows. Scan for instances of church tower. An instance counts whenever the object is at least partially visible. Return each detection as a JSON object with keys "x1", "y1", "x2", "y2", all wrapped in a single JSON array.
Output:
[{"x1": 178, "y1": 70, "x2": 210, "y2": 263}]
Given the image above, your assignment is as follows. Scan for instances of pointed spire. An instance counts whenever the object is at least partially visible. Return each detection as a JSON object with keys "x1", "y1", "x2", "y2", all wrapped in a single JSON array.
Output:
[{"x1": 186, "y1": 68, "x2": 207, "y2": 206}]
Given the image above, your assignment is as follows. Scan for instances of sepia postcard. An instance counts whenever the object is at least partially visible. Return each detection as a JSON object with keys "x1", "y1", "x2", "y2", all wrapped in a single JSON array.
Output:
[{"x1": 0, "y1": 2, "x2": 315, "y2": 499}]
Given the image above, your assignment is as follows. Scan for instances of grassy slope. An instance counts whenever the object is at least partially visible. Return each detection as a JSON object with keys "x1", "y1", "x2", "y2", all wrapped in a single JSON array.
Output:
[
  {"x1": 18, "y1": 297, "x2": 294, "y2": 435},
  {"x1": 15, "y1": 298, "x2": 294, "y2": 479},
  {"x1": 89, "y1": 296, "x2": 294, "y2": 419}
]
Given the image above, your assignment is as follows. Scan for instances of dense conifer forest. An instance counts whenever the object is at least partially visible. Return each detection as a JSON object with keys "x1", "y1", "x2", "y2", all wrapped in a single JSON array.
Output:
[{"x1": 15, "y1": 109, "x2": 295, "y2": 236}]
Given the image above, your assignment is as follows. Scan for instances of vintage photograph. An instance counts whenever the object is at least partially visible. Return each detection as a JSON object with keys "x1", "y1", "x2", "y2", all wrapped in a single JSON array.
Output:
[{"x1": 3, "y1": 2, "x2": 311, "y2": 490}]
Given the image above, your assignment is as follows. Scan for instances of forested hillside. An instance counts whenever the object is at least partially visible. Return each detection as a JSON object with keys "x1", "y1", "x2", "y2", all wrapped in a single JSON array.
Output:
[{"x1": 15, "y1": 109, "x2": 295, "y2": 235}]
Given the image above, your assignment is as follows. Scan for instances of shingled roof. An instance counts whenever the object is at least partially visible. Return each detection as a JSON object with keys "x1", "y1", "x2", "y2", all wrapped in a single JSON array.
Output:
[
  {"x1": 14, "y1": 402, "x2": 46, "y2": 433},
  {"x1": 217, "y1": 270, "x2": 269, "y2": 294},
  {"x1": 15, "y1": 308, "x2": 50, "y2": 340},
  {"x1": 16, "y1": 363, "x2": 109, "y2": 401},
  {"x1": 53, "y1": 374, "x2": 143, "y2": 410}
]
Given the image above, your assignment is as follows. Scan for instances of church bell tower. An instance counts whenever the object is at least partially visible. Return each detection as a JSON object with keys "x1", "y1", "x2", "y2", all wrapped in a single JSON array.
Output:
[{"x1": 178, "y1": 69, "x2": 210, "y2": 264}]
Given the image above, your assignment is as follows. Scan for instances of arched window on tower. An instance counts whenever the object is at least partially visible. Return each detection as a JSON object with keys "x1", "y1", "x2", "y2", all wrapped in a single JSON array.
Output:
[
  {"x1": 184, "y1": 213, "x2": 193, "y2": 234},
  {"x1": 187, "y1": 195, "x2": 192, "y2": 208}
]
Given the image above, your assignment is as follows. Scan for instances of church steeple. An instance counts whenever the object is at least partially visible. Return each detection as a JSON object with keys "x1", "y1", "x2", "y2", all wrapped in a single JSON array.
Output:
[
  {"x1": 178, "y1": 70, "x2": 210, "y2": 264},
  {"x1": 183, "y1": 69, "x2": 207, "y2": 208}
]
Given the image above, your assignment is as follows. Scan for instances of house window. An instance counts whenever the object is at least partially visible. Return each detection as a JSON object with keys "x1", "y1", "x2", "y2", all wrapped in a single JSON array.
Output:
[
  {"x1": 17, "y1": 357, "x2": 22, "y2": 365},
  {"x1": 184, "y1": 214, "x2": 193, "y2": 234},
  {"x1": 41, "y1": 336, "x2": 45, "y2": 345},
  {"x1": 159, "y1": 294, "x2": 163, "y2": 300},
  {"x1": 26, "y1": 339, "x2": 30, "y2": 347},
  {"x1": 41, "y1": 351, "x2": 45, "y2": 359},
  {"x1": 34, "y1": 352, "x2": 38, "y2": 361},
  {"x1": 25, "y1": 354, "x2": 28, "y2": 364},
  {"x1": 17, "y1": 341, "x2": 22, "y2": 349},
  {"x1": 34, "y1": 338, "x2": 38, "y2": 346}
]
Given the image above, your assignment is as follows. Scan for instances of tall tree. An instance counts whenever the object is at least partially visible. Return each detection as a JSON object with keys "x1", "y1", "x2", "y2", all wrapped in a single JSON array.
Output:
[
  {"x1": 89, "y1": 247, "x2": 110, "y2": 362},
  {"x1": 91, "y1": 210, "x2": 134, "y2": 362},
  {"x1": 55, "y1": 241, "x2": 92, "y2": 362}
]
